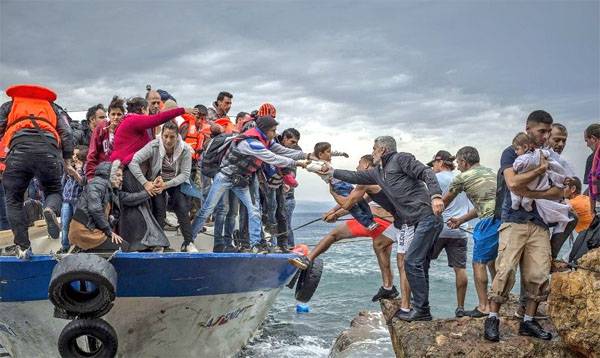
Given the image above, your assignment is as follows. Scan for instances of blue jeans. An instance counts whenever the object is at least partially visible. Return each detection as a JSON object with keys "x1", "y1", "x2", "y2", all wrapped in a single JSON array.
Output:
[
  {"x1": 403, "y1": 214, "x2": 443, "y2": 311},
  {"x1": 266, "y1": 188, "x2": 277, "y2": 226},
  {"x1": 223, "y1": 194, "x2": 239, "y2": 246},
  {"x1": 213, "y1": 191, "x2": 229, "y2": 247},
  {"x1": 285, "y1": 196, "x2": 296, "y2": 247},
  {"x1": 61, "y1": 202, "x2": 75, "y2": 249},
  {"x1": 192, "y1": 173, "x2": 262, "y2": 245},
  {"x1": 0, "y1": 182, "x2": 10, "y2": 230}
]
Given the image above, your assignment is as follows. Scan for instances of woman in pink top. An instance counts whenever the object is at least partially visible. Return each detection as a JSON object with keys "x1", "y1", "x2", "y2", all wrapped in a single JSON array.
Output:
[{"x1": 111, "y1": 97, "x2": 198, "y2": 251}]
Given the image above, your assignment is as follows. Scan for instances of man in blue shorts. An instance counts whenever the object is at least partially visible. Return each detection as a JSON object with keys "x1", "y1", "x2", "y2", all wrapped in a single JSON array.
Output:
[{"x1": 443, "y1": 146, "x2": 500, "y2": 318}]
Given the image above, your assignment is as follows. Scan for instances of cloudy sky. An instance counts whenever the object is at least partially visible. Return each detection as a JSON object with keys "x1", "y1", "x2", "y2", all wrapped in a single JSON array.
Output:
[{"x1": 1, "y1": 1, "x2": 598, "y2": 202}]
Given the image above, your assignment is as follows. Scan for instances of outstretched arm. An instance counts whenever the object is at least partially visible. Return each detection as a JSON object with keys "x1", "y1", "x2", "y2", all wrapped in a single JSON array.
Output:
[{"x1": 333, "y1": 168, "x2": 378, "y2": 185}]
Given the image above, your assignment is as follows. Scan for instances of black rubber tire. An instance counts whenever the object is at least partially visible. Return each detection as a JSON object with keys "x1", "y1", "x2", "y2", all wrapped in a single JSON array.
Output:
[
  {"x1": 49, "y1": 253, "x2": 117, "y2": 318},
  {"x1": 295, "y1": 258, "x2": 323, "y2": 303},
  {"x1": 58, "y1": 318, "x2": 118, "y2": 358}
]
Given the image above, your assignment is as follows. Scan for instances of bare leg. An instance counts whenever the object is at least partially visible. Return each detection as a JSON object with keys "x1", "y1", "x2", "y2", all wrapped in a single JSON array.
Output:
[
  {"x1": 307, "y1": 223, "x2": 353, "y2": 261},
  {"x1": 372, "y1": 235, "x2": 394, "y2": 288},
  {"x1": 397, "y1": 253, "x2": 411, "y2": 310},
  {"x1": 454, "y1": 267, "x2": 468, "y2": 309},
  {"x1": 473, "y1": 262, "x2": 490, "y2": 312},
  {"x1": 487, "y1": 260, "x2": 496, "y2": 280}
]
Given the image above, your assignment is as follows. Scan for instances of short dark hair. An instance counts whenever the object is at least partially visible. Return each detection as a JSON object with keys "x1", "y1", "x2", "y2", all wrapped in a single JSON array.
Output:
[
  {"x1": 552, "y1": 123, "x2": 568, "y2": 135},
  {"x1": 360, "y1": 154, "x2": 374, "y2": 167},
  {"x1": 86, "y1": 104, "x2": 105, "y2": 121},
  {"x1": 75, "y1": 145, "x2": 88, "y2": 162},
  {"x1": 162, "y1": 121, "x2": 179, "y2": 133},
  {"x1": 236, "y1": 112, "x2": 249, "y2": 122},
  {"x1": 526, "y1": 110, "x2": 553, "y2": 126},
  {"x1": 282, "y1": 128, "x2": 300, "y2": 140},
  {"x1": 585, "y1": 123, "x2": 600, "y2": 139},
  {"x1": 217, "y1": 91, "x2": 233, "y2": 102},
  {"x1": 568, "y1": 177, "x2": 582, "y2": 195},
  {"x1": 456, "y1": 146, "x2": 480, "y2": 165},
  {"x1": 108, "y1": 96, "x2": 125, "y2": 114},
  {"x1": 313, "y1": 142, "x2": 331, "y2": 157},
  {"x1": 126, "y1": 97, "x2": 148, "y2": 114},
  {"x1": 194, "y1": 104, "x2": 208, "y2": 116}
]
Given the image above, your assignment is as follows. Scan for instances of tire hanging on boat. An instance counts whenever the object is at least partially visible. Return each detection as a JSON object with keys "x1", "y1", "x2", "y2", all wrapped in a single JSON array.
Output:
[
  {"x1": 48, "y1": 253, "x2": 117, "y2": 318},
  {"x1": 58, "y1": 318, "x2": 118, "y2": 358},
  {"x1": 295, "y1": 258, "x2": 323, "y2": 303}
]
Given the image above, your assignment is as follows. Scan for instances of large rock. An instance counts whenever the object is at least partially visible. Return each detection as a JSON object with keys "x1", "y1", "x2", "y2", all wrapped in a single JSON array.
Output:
[
  {"x1": 330, "y1": 311, "x2": 392, "y2": 357},
  {"x1": 380, "y1": 297, "x2": 575, "y2": 357},
  {"x1": 549, "y1": 248, "x2": 600, "y2": 357}
]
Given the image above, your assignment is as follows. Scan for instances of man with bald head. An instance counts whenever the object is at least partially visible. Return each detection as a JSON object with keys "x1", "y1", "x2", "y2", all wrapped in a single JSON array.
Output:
[{"x1": 146, "y1": 90, "x2": 162, "y2": 115}]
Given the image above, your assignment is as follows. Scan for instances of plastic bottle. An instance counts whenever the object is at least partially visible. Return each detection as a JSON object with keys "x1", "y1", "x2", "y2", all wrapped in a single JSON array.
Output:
[{"x1": 296, "y1": 303, "x2": 310, "y2": 313}]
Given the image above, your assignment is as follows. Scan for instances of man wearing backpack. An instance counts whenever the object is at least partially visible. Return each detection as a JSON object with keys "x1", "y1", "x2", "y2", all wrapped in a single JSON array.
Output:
[{"x1": 188, "y1": 116, "x2": 311, "y2": 253}]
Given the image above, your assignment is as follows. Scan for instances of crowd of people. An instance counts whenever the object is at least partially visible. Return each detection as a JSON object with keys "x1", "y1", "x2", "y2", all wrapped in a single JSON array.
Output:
[{"x1": 0, "y1": 84, "x2": 599, "y2": 343}]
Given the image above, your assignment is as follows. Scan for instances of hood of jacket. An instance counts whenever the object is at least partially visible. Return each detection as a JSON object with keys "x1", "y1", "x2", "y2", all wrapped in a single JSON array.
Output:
[{"x1": 94, "y1": 161, "x2": 112, "y2": 179}]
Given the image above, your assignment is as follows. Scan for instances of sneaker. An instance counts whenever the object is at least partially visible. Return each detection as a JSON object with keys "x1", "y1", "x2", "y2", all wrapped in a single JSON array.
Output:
[
  {"x1": 288, "y1": 256, "x2": 311, "y2": 270},
  {"x1": 455, "y1": 307, "x2": 466, "y2": 318},
  {"x1": 56, "y1": 246, "x2": 70, "y2": 254},
  {"x1": 213, "y1": 244, "x2": 225, "y2": 253},
  {"x1": 372, "y1": 286, "x2": 399, "y2": 302},
  {"x1": 223, "y1": 245, "x2": 238, "y2": 253},
  {"x1": 367, "y1": 222, "x2": 380, "y2": 231},
  {"x1": 43, "y1": 208, "x2": 60, "y2": 240},
  {"x1": 181, "y1": 242, "x2": 199, "y2": 253},
  {"x1": 393, "y1": 308, "x2": 432, "y2": 322},
  {"x1": 16, "y1": 246, "x2": 32, "y2": 260},
  {"x1": 484, "y1": 316, "x2": 500, "y2": 342},
  {"x1": 519, "y1": 319, "x2": 552, "y2": 340},
  {"x1": 2, "y1": 245, "x2": 18, "y2": 256},
  {"x1": 465, "y1": 306, "x2": 487, "y2": 318}
]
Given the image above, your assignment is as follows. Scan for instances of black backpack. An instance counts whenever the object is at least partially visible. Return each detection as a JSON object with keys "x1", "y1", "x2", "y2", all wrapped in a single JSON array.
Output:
[{"x1": 200, "y1": 133, "x2": 237, "y2": 178}]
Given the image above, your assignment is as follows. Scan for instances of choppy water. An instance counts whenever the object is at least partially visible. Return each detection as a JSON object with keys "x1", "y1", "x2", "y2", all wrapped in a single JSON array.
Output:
[{"x1": 240, "y1": 207, "x2": 485, "y2": 358}]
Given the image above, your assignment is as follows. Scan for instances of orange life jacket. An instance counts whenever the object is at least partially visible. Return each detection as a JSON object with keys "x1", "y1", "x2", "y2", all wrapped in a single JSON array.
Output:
[
  {"x1": 214, "y1": 117, "x2": 236, "y2": 134},
  {"x1": 179, "y1": 113, "x2": 205, "y2": 160},
  {"x1": 1, "y1": 84, "x2": 60, "y2": 151}
]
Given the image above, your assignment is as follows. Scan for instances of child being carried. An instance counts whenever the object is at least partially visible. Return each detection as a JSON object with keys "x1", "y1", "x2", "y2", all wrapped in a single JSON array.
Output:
[
  {"x1": 511, "y1": 132, "x2": 574, "y2": 233},
  {"x1": 306, "y1": 142, "x2": 379, "y2": 231}
]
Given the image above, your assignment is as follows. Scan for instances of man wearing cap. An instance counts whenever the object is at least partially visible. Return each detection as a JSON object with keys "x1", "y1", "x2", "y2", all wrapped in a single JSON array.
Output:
[
  {"x1": 188, "y1": 116, "x2": 312, "y2": 253},
  {"x1": 427, "y1": 150, "x2": 471, "y2": 318}
]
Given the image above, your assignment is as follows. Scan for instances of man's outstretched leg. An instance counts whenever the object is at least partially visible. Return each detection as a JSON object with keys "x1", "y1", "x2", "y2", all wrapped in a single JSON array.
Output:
[{"x1": 288, "y1": 222, "x2": 353, "y2": 269}]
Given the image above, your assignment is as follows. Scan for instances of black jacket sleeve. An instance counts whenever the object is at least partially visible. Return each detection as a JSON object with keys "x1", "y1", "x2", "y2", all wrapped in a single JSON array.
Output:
[
  {"x1": 118, "y1": 190, "x2": 150, "y2": 207},
  {"x1": 53, "y1": 104, "x2": 74, "y2": 159},
  {"x1": 333, "y1": 168, "x2": 378, "y2": 185},
  {"x1": 0, "y1": 101, "x2": 13, "y2": 138},
  {"x1": 87, "y1": 184, "x2": 112, "y2": 237},
  {"x1": 396, "y1": 153, "x2": 442, "y2": 197}
]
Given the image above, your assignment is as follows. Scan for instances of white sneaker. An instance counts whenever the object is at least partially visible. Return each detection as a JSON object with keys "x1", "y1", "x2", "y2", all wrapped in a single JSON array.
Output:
[
  {"x1": 182, "y1": 242, "x2": 199, "y2": 253},
  {"x1": 16, "y1": 246, "x2": 32, "y2": 260}
]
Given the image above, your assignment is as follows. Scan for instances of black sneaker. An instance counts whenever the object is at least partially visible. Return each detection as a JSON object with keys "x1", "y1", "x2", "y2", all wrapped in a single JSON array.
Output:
[
  {"x1": 455, "y1": 307, "x2": 466, "y2": 318},
  {"x1": 484, "y1": 316, "x2": 500, "y2": 342},
  {"x1": 213, "y1": 244, "x2": 225, "y2": 253},
  {"x1": 288, "y1": 256, "x2": 311, "y2": 270},
  {"x1": 223, "y1": 245, "x2": 238, "y2": 253},
  {"x1": 371, "y1": 286, "x2": 399, "y2": 302},
  {"x1": 43, "y1": 208, "x2": 60, "y2": 239},
  {"x1": 519, "y1": 319, "x2": 552, "y2": 340},
  {"x1": 465, "y1": 306, "x2": 487, "y2": 318},
  {"x1": 394, "y1": 307, "x2": 432, "y2": 322}
]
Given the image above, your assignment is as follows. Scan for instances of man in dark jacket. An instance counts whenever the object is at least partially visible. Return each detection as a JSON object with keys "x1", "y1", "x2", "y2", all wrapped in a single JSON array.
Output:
[
  {"x1": 324, "y1": 136, "x2": 444, "y2": 321},
  {"x1": 0, "y1": 85, "x2": 74, "y2": 259}
]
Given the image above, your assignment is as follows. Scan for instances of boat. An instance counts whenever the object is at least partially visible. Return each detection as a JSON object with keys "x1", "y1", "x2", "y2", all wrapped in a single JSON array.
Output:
[{"x1": 0, "y1": 225, "x2": 320, "y2": 357}]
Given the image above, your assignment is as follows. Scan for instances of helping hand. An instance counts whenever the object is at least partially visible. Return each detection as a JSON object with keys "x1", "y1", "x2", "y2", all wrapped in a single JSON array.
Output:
[
  {"x1": 111, "y1": 232, "x2": 124, "y2": 244},
  {"x1": 185, "y1": 107, "x2": 200, "y2": 116},
  {"x1": 447, "y1": 217, "x2": 463, "y2": 229},
  {"x1": 431, "y1": 197, "x2": 445, "y2": 216}
]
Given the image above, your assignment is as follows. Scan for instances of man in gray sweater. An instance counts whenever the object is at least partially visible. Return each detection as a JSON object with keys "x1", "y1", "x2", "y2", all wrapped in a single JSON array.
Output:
[
  {"x1": 323, "y1": 136, "x2": 444, "y2": 321},
  {"x1": 129, "y1": 121, "x2": 193, "y2": 249}
]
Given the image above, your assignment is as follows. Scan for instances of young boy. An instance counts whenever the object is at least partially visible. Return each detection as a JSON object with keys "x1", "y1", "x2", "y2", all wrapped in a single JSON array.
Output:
[
  {"x1": 60, "y1": 145, "x2": 88, "y2": 253},
  {"x1": 307, "y1": 142, "x2": 379, "y2": 231}
]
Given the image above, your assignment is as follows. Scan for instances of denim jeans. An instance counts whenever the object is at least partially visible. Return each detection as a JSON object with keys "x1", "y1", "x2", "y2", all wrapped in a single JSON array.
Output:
[
  {"x1": 238, "y1": 174, "x2": 262, "y2": 247},
  {"x1": 213, "y1": 191, "x2": 229, "y2": 247},
  {"x1": 285, "y1": 196, "x2": 296, "y2": 247},
  {"x1": 0, "y1": 182, "x2": 10, "y2": 230},
  {"x1": 3, "y1": 147, "x2": 63, "y2": 248},
  {"x1": 266, "y1": 187, "x2": 277, "y2": 226},
  {"x1": 61, "y1": 202, "x2": 75, "y2": 249},
  {"x1": 191, "y1": 172, "x2": 262, "y2": 245},
  {"x1": 403, "y1": 213, "x2": 443, "y2": 311},
  {"x1": 223, "y1": 194, "x2": 239, "y2": 246}
]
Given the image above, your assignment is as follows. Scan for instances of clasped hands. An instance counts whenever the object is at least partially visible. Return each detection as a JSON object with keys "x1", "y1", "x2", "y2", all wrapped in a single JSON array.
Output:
[{"x1": 144, "y1": 176, "x2": 166, "y2": 196}]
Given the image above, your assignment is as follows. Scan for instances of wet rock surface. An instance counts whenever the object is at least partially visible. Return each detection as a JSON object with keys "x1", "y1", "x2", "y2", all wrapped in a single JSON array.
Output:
[
  {"x1": 379, "y1": 296, "x2": 577, "y2": 358},
  {"x1": 330, "y1": 311, "x2": 390, "y2": 357},
  {"x1": 549, "y1": 248, "x2": 600, "y2": 358}
]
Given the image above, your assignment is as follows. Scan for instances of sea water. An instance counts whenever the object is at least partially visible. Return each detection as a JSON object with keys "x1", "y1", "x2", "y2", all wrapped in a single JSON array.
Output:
[{"x1": 240, "y1": 203, "x2": 550, "y2": 357}]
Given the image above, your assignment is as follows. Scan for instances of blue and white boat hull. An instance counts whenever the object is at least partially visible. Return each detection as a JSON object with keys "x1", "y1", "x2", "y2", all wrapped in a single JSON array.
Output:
[{"x1": 0, "y1": 252, "x2": 298, "y2": 357}]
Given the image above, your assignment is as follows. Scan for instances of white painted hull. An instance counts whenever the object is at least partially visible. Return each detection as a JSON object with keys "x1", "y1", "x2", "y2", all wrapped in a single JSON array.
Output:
[{"x1": 0, "y1": 288, "x2": 281, "y2": 358}]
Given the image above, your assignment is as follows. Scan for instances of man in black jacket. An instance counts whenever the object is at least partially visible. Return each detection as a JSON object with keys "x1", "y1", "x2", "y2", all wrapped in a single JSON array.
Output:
[{"x1": 324, "y1": 136, "x2": 444, "y2": 321}]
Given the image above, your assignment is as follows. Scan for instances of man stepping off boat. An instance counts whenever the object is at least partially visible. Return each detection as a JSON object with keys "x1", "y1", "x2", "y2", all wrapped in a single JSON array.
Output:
[{"x1": 291, "y1": 155, "x2": 412, "y2": 309}]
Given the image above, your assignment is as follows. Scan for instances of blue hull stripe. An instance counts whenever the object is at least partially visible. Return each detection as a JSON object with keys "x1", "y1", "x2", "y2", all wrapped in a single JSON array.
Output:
[{"x1": 0, "y1": 252, "x2": 298, "y2": 302}]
